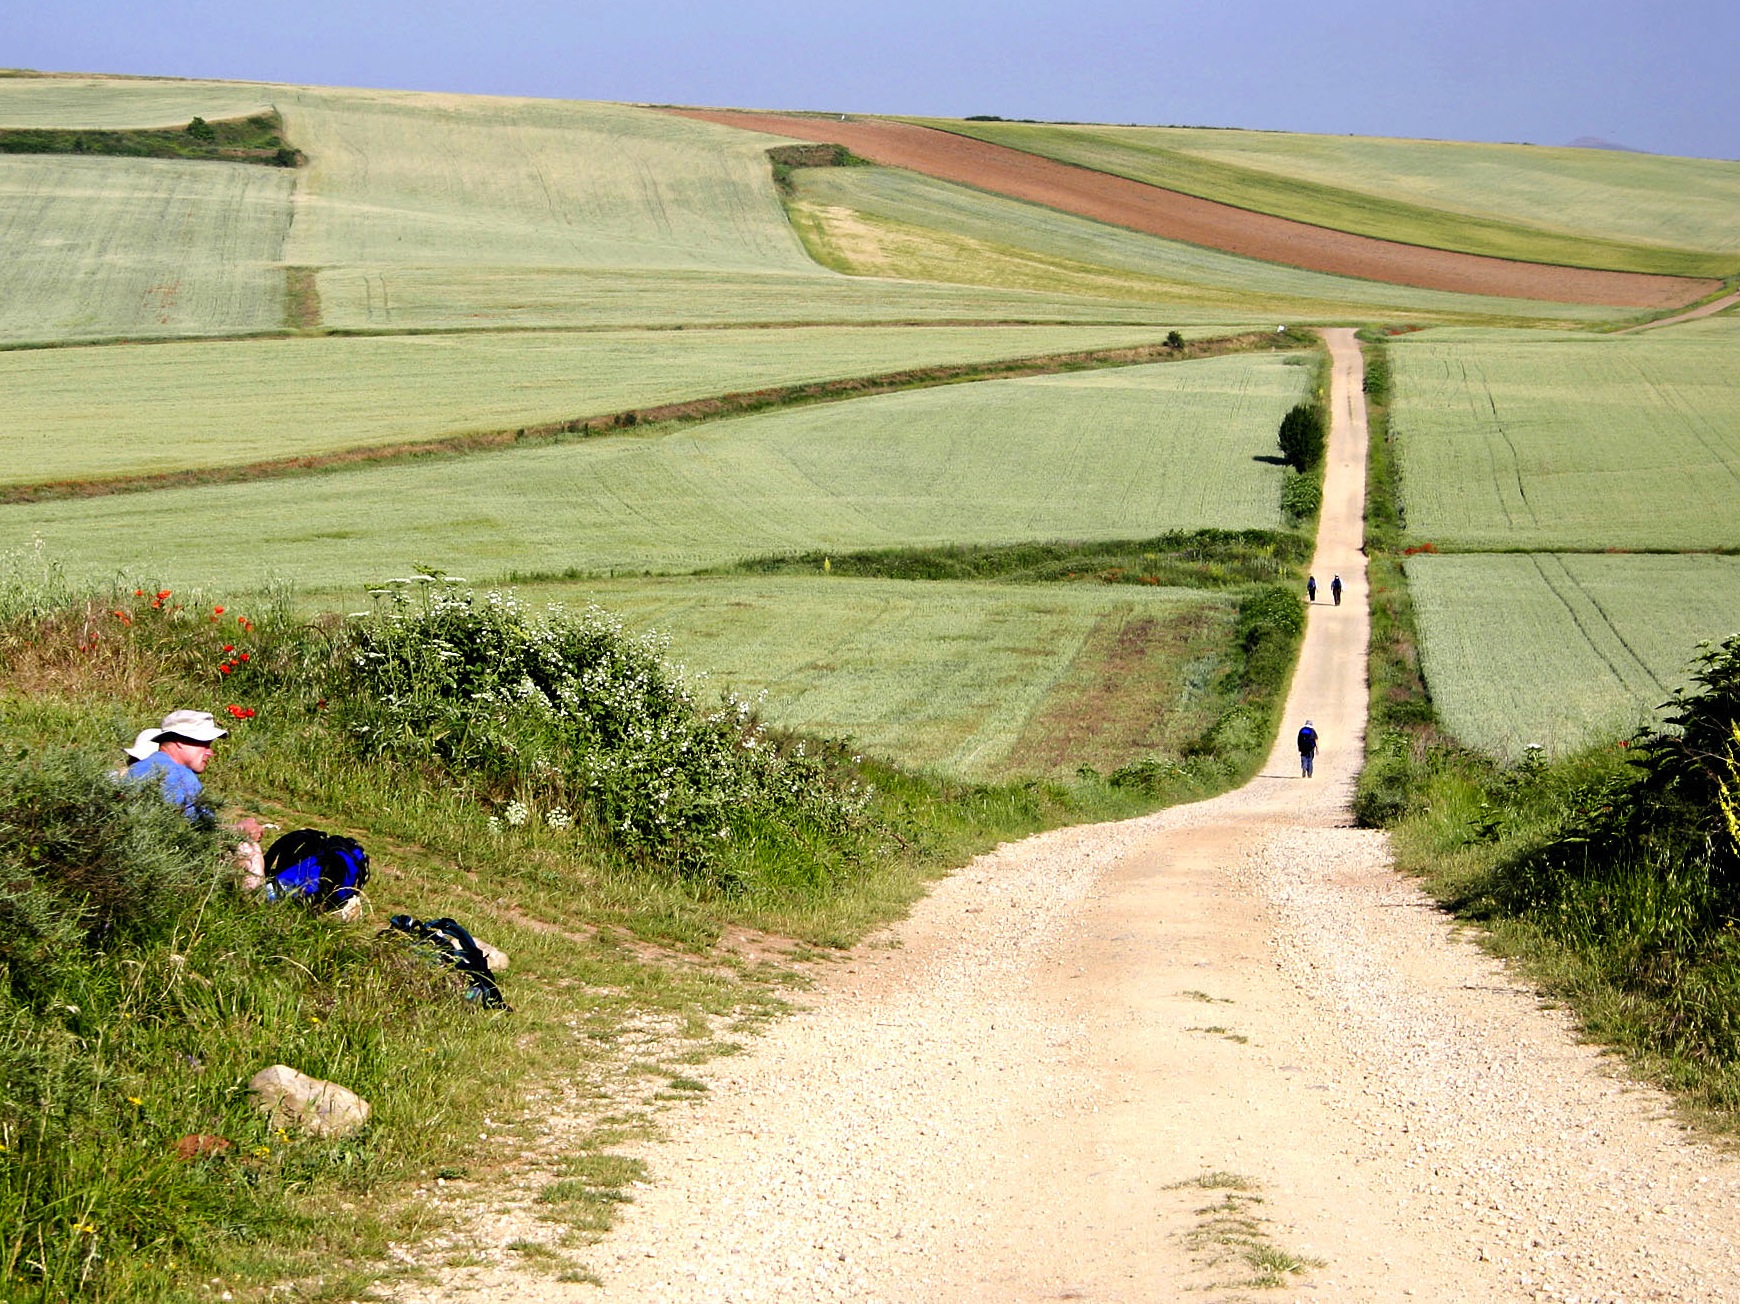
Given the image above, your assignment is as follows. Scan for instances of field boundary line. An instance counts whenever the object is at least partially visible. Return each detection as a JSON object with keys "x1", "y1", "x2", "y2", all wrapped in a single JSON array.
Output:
[
  {"x1": 0, "y1": 330, "x2": 1298, "y2": 504},
  {"x1": 0, "y1": 317, "x2": 1186, "y2": 355}
]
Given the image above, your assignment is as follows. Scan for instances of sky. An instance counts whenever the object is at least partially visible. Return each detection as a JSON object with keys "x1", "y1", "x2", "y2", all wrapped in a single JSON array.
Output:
[{"x1": 5, "y1": 0, "x2": 1738, "y2": 161}]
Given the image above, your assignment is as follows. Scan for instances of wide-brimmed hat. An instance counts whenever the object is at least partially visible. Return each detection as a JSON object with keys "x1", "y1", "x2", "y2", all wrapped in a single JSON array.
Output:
[
  {"x1": 152, "y1": 709, "x2": 228, "y2": 744},
  {"x1": 124, "y1": 729, "x2": 161, "y2": 761}
]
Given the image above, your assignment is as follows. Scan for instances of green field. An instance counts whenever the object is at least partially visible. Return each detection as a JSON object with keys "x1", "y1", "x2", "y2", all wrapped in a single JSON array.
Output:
[
  {"x1": 1121, "y1": 126, "x2": 1740, "y2": 260},
  {"x1": 310, "y1": 264, "x2": 1203, "y2": 331},
  {"x1": 278, "y1": 87, "x2": 812, "y2": 273},
  {"x1": 1408, "y1": 553, "x2": 1740, "y2": 758},
  {"x1": 919, "y1": 118, "x2": 1740, "y2": 277},
  {"x1": 504, "y1": 574, "x2": 1233, "y2": 778},
  {"x1": 0, "y1": 155, "x2": 292, "y2": 342},
  {"x1": 0, "y1": 75, "x2": 275, "y2": 128},
  {"x1": 1390, "y1": 319, "x2": 1740, "y2": 549},
  {"x1": 789, "y1": 166, "x2": 1620, "y2": 324},
  {"x1": 1, "y1": 352, "x2": 1307, "y2": 587},
  {"x1": 0, "y1": 324, "x2": 1179, "y2": 485}
]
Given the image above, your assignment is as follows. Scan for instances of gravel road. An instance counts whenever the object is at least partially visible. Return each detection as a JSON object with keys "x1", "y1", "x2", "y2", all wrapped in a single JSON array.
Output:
[{"x1": 409, "y1": 332, "x2": 1740, "y2": 1302}]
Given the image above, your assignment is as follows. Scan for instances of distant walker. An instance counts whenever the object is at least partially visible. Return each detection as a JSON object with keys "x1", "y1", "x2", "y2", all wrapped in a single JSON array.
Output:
[{"x1": 1297, "y1": 720, "x2": 1319, "y2": 779}]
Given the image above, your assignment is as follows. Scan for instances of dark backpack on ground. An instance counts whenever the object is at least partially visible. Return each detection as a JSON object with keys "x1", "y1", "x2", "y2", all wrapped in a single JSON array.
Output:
[
  {"x1": 384, "y1": 914, "x2": 509, "y2": 1011},
  {"x1": 263, "y1": 829, "x2": 370, "y2": 911}
]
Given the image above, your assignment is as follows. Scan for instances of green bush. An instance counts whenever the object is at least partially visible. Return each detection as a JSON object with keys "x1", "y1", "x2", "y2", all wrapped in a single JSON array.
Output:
[
  {"x1": 0, "y1": 752, "x2": 225, "y2": 997},
  {"x1": 1276, "y1": 402, "x2": 1326, "y2": 472},
  {"x1": 1235, "y1": 584, "x2": 1305, "y2": 698},
  {"x1": 1280, "y1": 471, "x2": 1321, "y2": 526},
  {"x1": 337, "y1": 583, "x2": 872, "y2": 884},
  {"x1": 1504, "y1": 635, "x2": 1740, "y2": 931}
]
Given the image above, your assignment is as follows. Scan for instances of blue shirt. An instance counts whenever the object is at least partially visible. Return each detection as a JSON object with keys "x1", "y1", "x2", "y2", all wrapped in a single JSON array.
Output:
[{"x1": 125, "y1": 750, "x2": 209, "y2": 820}]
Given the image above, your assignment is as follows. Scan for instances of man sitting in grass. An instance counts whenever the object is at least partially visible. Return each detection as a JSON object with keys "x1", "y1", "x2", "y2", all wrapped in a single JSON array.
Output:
[{"x1": 126, "y1": 708, "x2": 266, "y2": 880}]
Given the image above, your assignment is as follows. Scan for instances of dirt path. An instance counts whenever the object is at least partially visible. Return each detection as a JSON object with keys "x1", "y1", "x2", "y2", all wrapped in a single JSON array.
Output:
[
  {"x1": 400, "y1": 332, "x2": 1740, "y2": 1302},
  {"x1": 1620, "y1": 287, "x2": 1740, "y2": 333},
  {"x1": 670, "y1": 111, "x2": 1717, "y2": 311}
]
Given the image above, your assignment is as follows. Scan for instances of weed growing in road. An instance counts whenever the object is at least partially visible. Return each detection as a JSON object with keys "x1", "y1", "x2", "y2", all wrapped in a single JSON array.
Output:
[
  {"x1": 1168, "y1": 1172, "x2": 1323, "y2": 1290},
  {"x1": 1186, "y1": 1025, "x2": 1250, "y2": 1044}
]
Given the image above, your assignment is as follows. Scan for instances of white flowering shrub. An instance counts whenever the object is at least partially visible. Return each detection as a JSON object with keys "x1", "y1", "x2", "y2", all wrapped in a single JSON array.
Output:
[{"x1": 338, "y1": 584, "x2": 871, "y2": 881}]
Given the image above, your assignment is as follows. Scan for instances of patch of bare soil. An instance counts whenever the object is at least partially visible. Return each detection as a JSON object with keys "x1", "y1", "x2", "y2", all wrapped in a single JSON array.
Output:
[{"x1": 674, "y1": 111, "x2": 1716, "y2": 311}]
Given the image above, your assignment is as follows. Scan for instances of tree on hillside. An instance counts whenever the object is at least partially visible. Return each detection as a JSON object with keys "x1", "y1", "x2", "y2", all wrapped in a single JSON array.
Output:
[{"x1": 1277, "y1": 403, "x2": 1326, "y2": 472}]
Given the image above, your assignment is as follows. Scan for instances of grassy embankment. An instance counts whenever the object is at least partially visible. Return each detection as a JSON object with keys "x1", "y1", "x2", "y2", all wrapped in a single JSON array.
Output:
[
  {"x1": 0, "y1": 112, "x2": 300, "y2": 166},
  {"x1": 1, "y1": 498, "x2": 1311, "y2": 1300},
  {"x1": 1356, "y1": 333, "x2": 1740, "y2": 1131}
]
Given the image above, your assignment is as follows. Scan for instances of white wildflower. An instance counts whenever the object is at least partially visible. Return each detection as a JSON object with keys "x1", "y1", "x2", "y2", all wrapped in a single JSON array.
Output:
[{"x1": 503, "y1": 800, "x2": 530, "y2": 827}]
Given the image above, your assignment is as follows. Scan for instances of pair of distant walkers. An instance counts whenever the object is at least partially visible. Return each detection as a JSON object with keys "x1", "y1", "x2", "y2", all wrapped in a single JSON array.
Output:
[{"x1": 1305, "y1": 575, "x2": 1342, "y2": 606}]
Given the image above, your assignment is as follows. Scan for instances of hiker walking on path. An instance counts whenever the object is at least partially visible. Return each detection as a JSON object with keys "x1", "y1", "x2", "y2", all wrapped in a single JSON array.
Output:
[
  {"x1": 1331, "y1": 575, "x2": 1343, "y2": 606},
  {"x1": 1297, "y1": 719, "x2": 1319, "y2": 778},
  {"x1": 1306, "y1": 575, "x2": 1317, "y2": 603}
]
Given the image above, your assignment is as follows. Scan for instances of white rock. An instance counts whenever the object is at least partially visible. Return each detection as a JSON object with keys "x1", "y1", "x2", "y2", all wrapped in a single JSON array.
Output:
[{"x1": 248, "y1": 1064, "x2": 371, "y2": 1139}]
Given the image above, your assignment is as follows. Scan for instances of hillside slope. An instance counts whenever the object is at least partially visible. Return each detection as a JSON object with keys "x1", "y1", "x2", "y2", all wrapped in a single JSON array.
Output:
[{"x1": 674, "y1": 110, "x2": 1719, "y2": 308}]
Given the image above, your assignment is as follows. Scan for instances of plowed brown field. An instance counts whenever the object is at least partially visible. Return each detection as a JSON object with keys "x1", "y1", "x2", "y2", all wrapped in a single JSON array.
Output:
[{"x1": 673, "y1": 110, "x2": 1716, "y2": 310}]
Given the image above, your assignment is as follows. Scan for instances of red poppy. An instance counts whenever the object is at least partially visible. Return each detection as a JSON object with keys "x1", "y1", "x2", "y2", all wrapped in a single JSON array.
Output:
[
  {"x1": 219, "y1": 665, "x2": 232, "y2": 675},
  {"x1": 223, "y1": 645, "x2": 234, "y2": 652},
  {"x1": 134, "y1": 589, "x2": 144, "y2": 597},
  {"x1": 214, "y1": 606, "x2": 224, "y2": 615},
  {"x1": 238, "y1": 652, "x2": 249, "y2": 662}
]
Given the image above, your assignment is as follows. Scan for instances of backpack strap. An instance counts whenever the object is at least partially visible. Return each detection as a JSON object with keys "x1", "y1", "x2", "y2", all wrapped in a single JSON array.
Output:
[{"x1": 383, "y1": 915, "x2": 510, "y2": 1011}]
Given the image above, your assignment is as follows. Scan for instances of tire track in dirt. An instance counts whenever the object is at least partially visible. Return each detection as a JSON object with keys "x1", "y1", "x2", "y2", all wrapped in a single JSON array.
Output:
[{"x1": 672, "y1": 110, "x2": 1717, "y2": 311}]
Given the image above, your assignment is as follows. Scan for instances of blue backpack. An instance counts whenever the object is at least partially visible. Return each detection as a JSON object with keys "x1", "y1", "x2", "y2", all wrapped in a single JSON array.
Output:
[{"x1": 263, "y1": 829, "x2": 370, "y2": 911}]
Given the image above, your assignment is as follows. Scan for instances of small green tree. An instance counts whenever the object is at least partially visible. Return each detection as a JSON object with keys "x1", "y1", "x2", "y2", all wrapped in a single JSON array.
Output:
[
  {"x1": 1277, "y1": 403, "x2": 1326, "y2": 472},
  {"x1": 1165, "y1": 329, "x2": 1185, "y2": 350},
  {"x1": 184, "y1": 116, "x2": 216, "y2": 142}
]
